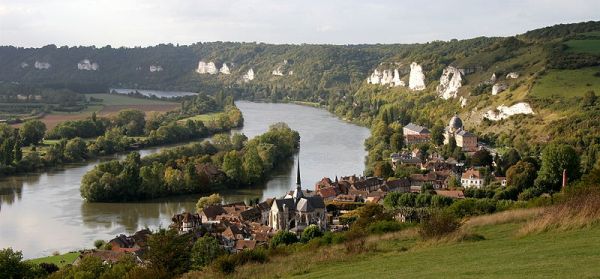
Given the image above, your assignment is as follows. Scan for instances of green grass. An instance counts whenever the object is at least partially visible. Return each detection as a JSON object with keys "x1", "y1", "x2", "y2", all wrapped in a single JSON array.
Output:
[
  {"x1": 291, "y1": 223, "x2": 600, "y2": 279},
  {"x1": 531, "y1": 67, "x2": 600, "y2": 98},
  {"x1": 565, "y1": 39, "x2": 600, "y2": 54},
  {"x1": 177, "y1": 112, "x2": 223, "y2": 123},
  {"x1": 27, "y1": 252, "x2": 80, "y2": 268},
  {"x1": 85, "y1": 93, "x2": 177, "y2": 106}
]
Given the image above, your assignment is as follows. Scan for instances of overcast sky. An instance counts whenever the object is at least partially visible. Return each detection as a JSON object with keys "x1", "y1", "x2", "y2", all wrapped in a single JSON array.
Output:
[{"x1": 0, "y1": 0, "x2": 598, "y2": 47}]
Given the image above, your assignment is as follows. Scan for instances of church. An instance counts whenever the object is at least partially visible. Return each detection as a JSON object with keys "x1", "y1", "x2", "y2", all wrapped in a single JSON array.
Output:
[
  {"x1": 443, "y1": 113, "x2": 478, "y2": 152},
  {"x1": 268, "y1": 159, "x2": 327, "y2": 233}
]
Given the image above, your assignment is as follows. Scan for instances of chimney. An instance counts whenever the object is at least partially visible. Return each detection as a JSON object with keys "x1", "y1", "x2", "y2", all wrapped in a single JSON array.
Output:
[{"x1": 562, "y1": 169, "x2": 567, "y2": 190}]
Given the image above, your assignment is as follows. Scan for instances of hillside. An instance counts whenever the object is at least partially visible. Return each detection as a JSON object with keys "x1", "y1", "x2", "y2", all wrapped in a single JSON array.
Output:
[
  {"x1": 187, "y1": 207, "x2": 600, "y2": 279},
  {"x1": 2, "y1": 21, "x2": 600, "y2": 172}
]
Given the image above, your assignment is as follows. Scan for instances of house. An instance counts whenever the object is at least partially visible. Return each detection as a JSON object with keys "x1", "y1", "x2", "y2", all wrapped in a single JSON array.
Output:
[
  {"x1": 199, "y1": 205, "x2": 227, "y2": 223},
  {"x1": 403, "y1": 123, "x2": 431, "y2": 145},
  {"x1": 73, "y1": 250, "x2": 141, "y2": 266},
  {"x1": 235, "y1": 239, "x2": 257, "y2": 252},
  {"x1": 385, "y1": 178, "x2": 411, "y2": 193},
  {"x1": 171, "y1": 212, "x2": 202, "y2": 233},
  {"x1": 461, "y1": 168, "x2": 484, "y2": 188},
  {"x1": 495, "y1": 176, "x2": 507, "y2": 187},
  {"x1": 268, "y1": 161, "x2": 327, "y2": 233}
]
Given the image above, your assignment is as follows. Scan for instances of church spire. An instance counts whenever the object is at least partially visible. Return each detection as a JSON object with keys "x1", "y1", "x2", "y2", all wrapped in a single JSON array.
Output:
[{"x1": 296, "y1": 156, "x2": 301, "y2": 188}]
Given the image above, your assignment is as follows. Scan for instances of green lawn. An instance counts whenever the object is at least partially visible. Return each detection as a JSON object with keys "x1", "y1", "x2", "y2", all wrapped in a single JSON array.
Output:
[
  {"x1": 564, "y1": 39, "x2": 600, "y2": 55},
  {"x1": 292, "y1": 223, "x2": 600, "y2": 279},
  {"x1": 85, "y1": 93, "x2": 177, "y2": 106},
  {"x1": 27, "y1": 252, "x2": 80, "y2": 268},
  {"x1": 531, "y1": 67, "x2": 600, "y2": 98},
  {"x1": 177, "y1": 112, "x2": 223, "y2": 123}
]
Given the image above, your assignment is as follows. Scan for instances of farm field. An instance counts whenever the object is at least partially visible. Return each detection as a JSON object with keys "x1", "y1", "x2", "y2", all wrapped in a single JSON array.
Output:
[
  {"x1": 177, "y1": 112, "x2": 223, "y2": 124},
  {"x1": 530, "y1": 67, "x2": 600, "y2": 98},
  {"x1": 12, "y1": 94, "x2": 180, "y2": 129}
]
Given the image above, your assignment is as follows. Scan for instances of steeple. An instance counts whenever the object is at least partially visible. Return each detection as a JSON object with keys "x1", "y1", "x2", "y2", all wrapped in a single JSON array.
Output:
[
  {"x1": 296, "y1": 156, "x2": 301, "y2": 187},
  {"x1": 293, "y1": 155, "x2": 303, "y2": 201}
]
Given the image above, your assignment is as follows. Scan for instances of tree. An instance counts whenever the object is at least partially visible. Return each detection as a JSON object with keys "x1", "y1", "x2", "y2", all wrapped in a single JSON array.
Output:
[
  {"x1": 13, "y1": 138, "x2": 22, "y2": 163},
  {"x1": 501, "y1": 149, "x2": 521, "y2": 171},
  {"x1": 20, "y1": 120, "x2": 46, "y2": 146},
  {"x1": 196, "y1": 193, "x2": 222, "y2": 211},
  {"x1": 383, "y1": 192, "x2": 402, "y2": 209},
  {"x1": 535, "y1": 143, "x2": 580, "y2": 193},
  {"x1": 63, "y1": 137, "x2": 88, "y2": 161},
  {"x1": 0, "y1": 248, "x2": 35, "y2": 278},
  {"x1": 270, "y1": 231, "x2": 298, "y2": 248},
  {"x1": 300, "y1": 224, "x2": 323, "y2": 243},
  {"x1": 190, "y1": 236, "x2": 225, "y2": 269},
  {"x1": 421, "y1": 182, "x2": 435, "y2": 194},
  {"x1": 470, "y1": 149, "x2": 493, "y2": 167},
  {"x1": 114, "y1": 109, "x2": 145, "y2": 136},
  {"x1": 506, "y1": 161, "x2": 537, "y2": 191},
  {"x1": 145, "y1": 229, "x2": 192, "y2": 275},
  {"x1": 389, "y1": 132, "x2": 404, "y2": 152},
  {"x1": 221, "y1": 150, "x2": 243, "y2": 182},
  {"x1": 243, "y1": 147, "x2": 264, "y2": 184},
  {"x1": 94, "y1": 240, "x2": 106, "y2": 249},
  {"x1": 431, "y1": 123, "x2": 445, "y2": 146},
  {"x1": 373, "y1": 161, "x2": 394, "y2": 178}
]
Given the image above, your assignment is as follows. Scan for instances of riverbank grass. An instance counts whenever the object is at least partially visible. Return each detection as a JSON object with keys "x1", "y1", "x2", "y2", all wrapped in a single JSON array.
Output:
[
  {"x1": 27, "y1": 252, "x2": 80, "y2": 268},
  {"x1": 177, "y1": 112, "x2": 224, "y2": 123}
]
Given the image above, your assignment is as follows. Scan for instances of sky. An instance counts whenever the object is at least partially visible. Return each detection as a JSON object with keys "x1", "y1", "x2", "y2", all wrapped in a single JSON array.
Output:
[{"x1": 0, "y1": 0, "x2": 598, "y2": 47}]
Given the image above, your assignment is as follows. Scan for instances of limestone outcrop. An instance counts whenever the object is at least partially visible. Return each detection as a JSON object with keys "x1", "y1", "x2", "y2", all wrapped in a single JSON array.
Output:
[
  {"x1": 409, "y1": 62, "x2": 426, "y2": 91},
  {"x1": 436, "y1": 66, "x2": 463, "y2": 99},
  {"x1": 492, "y1": 83, "x2": 507, "y2": 95},
  {"x1": 149, "y1": 65, "x2": 163, "y2": 72},
  {"x1": 34, "y1": 61, "x2": 51, "y2": 70},
  {"x1": 77, "y1": 59, "x2": 99, "y2": 71},
  {"x1": 483, "y1": 102, "x2": 534, "y2": 121},
  {"x1": 506, "y1": 72, "x2": 519, "y2": 79},
  {"x1": 243, "y1": 68, "x2": 255, "y2": 82},
  {"x1": 219, "y1": 63, "x2": 231, "y2": 75},
  {"x1": 367, "y1": 68, "x2": 405, "y2": 87},
  {"x1": 196, "y1": 61, "x2": 218, "y2": 75}
]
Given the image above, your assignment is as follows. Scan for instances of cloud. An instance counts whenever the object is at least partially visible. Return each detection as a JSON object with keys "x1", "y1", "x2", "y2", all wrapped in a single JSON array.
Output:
[{"x1": 0, "y1": 0, "x2": 598, "y2": 47}]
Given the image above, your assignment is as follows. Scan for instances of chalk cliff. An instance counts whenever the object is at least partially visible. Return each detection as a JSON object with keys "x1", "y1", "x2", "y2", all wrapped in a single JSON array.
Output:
[
  {"x1": 483, "y1": 102, "x2": 534, "y2": 121},
  {"x1": 436, "y1": 66, "x2": 463, "y2": 99},
  {"x1": 409, "y1": 62, "x2": 426, "y2": 91}
]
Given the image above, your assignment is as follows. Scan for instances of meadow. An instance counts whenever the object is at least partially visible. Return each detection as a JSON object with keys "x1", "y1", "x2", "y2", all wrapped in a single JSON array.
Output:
[{"x1": 530, "y1": 67, "x2": 600, "y2": 98}]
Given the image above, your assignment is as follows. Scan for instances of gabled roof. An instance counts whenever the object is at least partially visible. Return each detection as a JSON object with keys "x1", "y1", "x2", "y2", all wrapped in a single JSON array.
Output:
[
  {"x1": 296, "y1": 196, "x2": 326, "y2": 212},
  {"x1": 273, "y1": 198, "x2": 295, "y2": 211},
  {"x1": 201, "y1": 205, "x2": 227, "y2": 220},
  {"x1": 456, "y1": 129, "x2": 476, "y2": 137},
  {"x1": 404, "y1": 123, "x2": 431, "y2": 134}
]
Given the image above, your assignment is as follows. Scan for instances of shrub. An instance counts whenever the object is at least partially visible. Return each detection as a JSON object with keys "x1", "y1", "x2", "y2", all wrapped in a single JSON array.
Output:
[
  {"x1": 419, "y1": 210, "x2": 461, "y2": 239},
  {"x1": 366, "y1": 220, "x2": 406, "y2": 234},
  {"x1": 430, "y1": 195, "x2": 454, "y2": 208},
  {"x1": 270, "y1": 231, "x2": 298, "y2": 248},
  {"x1": 300, "y1": 224, "x2": 323, "y2": 243},
  {"x1": 94, "y1": 240, "x2": 105, "y2": 249}
]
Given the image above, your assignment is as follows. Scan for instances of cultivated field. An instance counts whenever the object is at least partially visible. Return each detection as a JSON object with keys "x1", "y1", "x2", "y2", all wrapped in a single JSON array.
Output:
[
  {"x1": 565, "y1": 38, "x2": 600, "y2": 55},
  {"x1": 530, "y1": 67, "x2": 600, "y2": 98},
  {"x1": 12, "y1": 94, "x2": 180, "y2": 129}
]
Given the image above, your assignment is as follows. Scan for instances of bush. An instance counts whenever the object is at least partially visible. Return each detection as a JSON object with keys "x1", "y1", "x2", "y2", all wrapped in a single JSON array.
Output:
[
  {"x1": 94, "y1": 240, "x2": 105, "y2": 249},
  {"x1": 300, "y1": 224, "x2": 323, "y2": 243},
  {"x1": 270, "y1": 231, "x2": 298, "y2": 248},
  {"x1": 366, "y1": 220, "x2": 406, "y2": 234},
  {"x1": 212, "y1": 249, "x2": 268, "y2": 275},
  {"x1": 419, "y1": 210, "x2": 461, "y2": 239}
]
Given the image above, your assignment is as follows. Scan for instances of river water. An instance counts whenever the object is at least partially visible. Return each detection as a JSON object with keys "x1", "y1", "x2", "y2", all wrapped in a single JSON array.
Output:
[{"x1": 0, "y1": 101, "x2": 370, "y2": 258}]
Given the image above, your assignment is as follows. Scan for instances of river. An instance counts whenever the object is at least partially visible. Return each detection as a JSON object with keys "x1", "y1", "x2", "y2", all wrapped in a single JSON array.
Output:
[{"x1": 0, "y1": 101, "x2": 370, "y2": 259}]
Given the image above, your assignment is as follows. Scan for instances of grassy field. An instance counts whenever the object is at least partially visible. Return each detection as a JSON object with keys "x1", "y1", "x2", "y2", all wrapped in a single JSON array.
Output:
[
  {"x1": 530, "y1": 67, "x2": 600, "y2": 98},
  {"x1": 203, "y1": 207, "x2": 600, "y2": 279},
  {"x1": 27, "y1": 252, "x2": 80, "y2": 268},
  {"x1": 177, "y1": 112, "x2": 224, "y2": 123},
  {"x1": 564, "y1": 39, "x2": 600, "y2": 55}
]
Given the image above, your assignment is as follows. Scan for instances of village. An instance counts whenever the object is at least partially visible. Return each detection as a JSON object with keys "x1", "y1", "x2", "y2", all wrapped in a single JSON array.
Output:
[{"x1": 75, "y1": 113, "x2": 513, "y2": 265}]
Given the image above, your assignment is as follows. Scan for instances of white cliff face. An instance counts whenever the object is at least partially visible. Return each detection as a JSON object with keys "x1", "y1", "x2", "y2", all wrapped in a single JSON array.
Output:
[
  {"x1": 490, "y1": 73, "x2": 497, "y2": 83},
  {"x1": 242, "y1": 68, "x2": 255, "y2": 82},
  {"x1": 436, "y1": 66, "x2": 463, "y2": 99},
  {"x1": 196, "y1": 61, "x2": 218, "y2": 75},
  {"x1": 77, "y1": 59, "x2": 99, "y2": 71},
  {"x1": 483, "y1": 102, "x2": 534, "y2": 121},
  {"x1": 367, "y1": 68, "x2": 405, "y2": 87},
  {"x1": 219, "y1": 63, "x2": 231, "y2": 75},
  {"x1": 34, "y1": 61, "x2": 51, "y2": 70},
  {"x1": 149, "y1": 65, "x2": 163, "y2": 72},
  {"x1": 506, "y1": 72, "x2": 519, "y2": 79},
  {"x1": 492, "y1": 83, "x2": 507, "y2": 95},
  {"x1": 409, "y1": 62, "x2": 426, "y2": 91},
  {"x1": 272, "y1": 66, "x2": 284, "y2": 76},
  {"x1": 288, "y1": 70, "x2": 294, "y2": 76},
  {"x1": 20, "y1": 62, "x2": 29, "y2": 68},
  {"x1": 459, "y1": 96, "x2": 468, "y2": 108}
]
